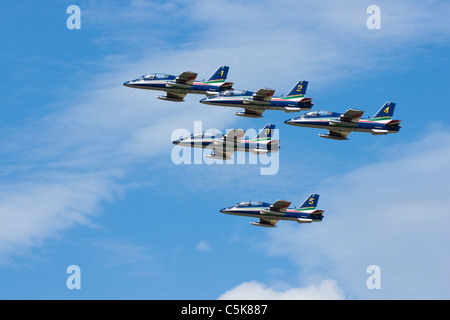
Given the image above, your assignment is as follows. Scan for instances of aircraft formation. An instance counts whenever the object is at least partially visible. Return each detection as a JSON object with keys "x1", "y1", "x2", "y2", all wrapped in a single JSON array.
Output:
[{"x1": 124, "y1": 66, "x2": 401, "y2": 227}]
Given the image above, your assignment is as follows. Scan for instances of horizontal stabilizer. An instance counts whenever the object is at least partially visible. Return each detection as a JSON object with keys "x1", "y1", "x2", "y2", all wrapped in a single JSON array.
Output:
[
  {"x1": 219, "y1": 82, "x2": 234, "y2": 90},
  {"x1": 386, "y1": 120, "x2": 401, "y2": 125},
  {"x1": 299, "y1": 100, "x2": 314, "y2": 109},
  {"x1": 206, "y1": 82, "x2": 234, "y2": 96}
]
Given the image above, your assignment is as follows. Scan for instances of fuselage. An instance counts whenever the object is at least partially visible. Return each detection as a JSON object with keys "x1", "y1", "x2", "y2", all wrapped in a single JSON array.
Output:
[
  {"x1": 285, "y1": 111, "x2": 401, "y2": 134},
  {"x1": 173, "y1": 134, "x2": 280, "y2": 153},
  {"x1": 123, "y1": 74, "x2": 228, "y2": 95},
  {"x1": 220, "y1": 202, "x2": 323, "y2": 222},
  {"x1": 200, "y1": 90, "x2": 313, "y2": 110}
]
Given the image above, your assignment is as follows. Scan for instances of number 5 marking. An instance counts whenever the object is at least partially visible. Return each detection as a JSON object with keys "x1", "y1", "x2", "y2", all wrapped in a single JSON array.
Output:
[{"x1": 309, "y1": 198, "x2": 314, "y2": 205}]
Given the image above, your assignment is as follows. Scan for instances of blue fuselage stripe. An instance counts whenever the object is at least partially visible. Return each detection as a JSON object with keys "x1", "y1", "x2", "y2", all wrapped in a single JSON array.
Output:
[{"x1": 223, "y1": 208, "x2": 323, "y2": 221}]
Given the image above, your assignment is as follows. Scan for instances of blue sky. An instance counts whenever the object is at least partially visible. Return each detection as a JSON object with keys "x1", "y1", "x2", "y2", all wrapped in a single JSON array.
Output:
[{"x1": 0, "y1": 0, "x2": 450, "y2": 299}]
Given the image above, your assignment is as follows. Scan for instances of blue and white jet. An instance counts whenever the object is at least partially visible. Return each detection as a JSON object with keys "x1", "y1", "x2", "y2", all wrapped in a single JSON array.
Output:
[
  {"x1": 123, "y1": 66, "x2": 233, "y2": 102},
  {"x1": 199, "y1": 80, "x2": 313, "y2": 118},
  {"x1": 284, "y1": 102, "x2": 401, "y2": 140},
  {"x1": 173, "y1": 124, "x2": 279, "y2": 160},
  {"x1": 220, "y1": 194, "x2": 324, "y2": 227}
]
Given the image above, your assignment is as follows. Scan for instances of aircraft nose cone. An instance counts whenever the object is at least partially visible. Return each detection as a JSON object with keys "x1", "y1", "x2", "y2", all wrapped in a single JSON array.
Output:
[
  {"x1": 123, "y1": 81, "x2": 132, "y2": 87},
  {"x1": 172, "y1": 140, "x2": 180, "y2": 145},
  {"x1": 220, "y1": 208, "x2": 228, "y2": 214}
]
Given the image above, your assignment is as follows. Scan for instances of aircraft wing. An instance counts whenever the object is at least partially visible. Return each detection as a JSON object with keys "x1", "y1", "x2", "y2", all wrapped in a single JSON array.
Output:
[
  {"x1": 175, "y1": 71, "x2": 198, "y2": 85},
  {"x1": 252, "y1": 88, "x2": 275, "y2": 102},
  {"x1": 223, "y1": 128, "x2": 245, "y2": 144},
  {"x1": 338, "y1": 109, "x2": 364, "y2": 123},
  {"x1": 269, "y1": 200, "x2": 291, "y2": 213}
]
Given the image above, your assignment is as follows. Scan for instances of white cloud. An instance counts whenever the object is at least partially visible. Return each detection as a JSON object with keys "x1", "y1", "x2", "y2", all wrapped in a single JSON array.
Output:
[
  {"x1": 0, "y1": 55, "x2": 237, "y2": 264},
  {"x1": 218, "y1": 279, "x2": 344, "y2": 300},
  {"x1": 195, "y1": 241, "x2": 213, "y2": 252},
  {"x1": 0, "y1": 173, "x2": 120, "y2": 264},
  {"x1": 262, "y1": 128, "x2": 450, "y2": 299}
]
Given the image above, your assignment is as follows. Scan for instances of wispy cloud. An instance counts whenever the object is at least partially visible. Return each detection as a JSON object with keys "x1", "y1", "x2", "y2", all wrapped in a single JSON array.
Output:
[
  {"x1": 91, "y1": 238, "x2": 159, "y2": 276},
  {"x1": 0, "y1": 55, "x2": 236, "y2": 264},
  {"x1": 218, "y1": 279, "x2": 344, "y2": 300},
  {"x1": 195, "y1": 241, "x2": 213, "y2": 252},
  {"x1": 0, "y1": 172, "x2": 120, "y2": 264},
  {"x1": 258, "y1": 128, "x2": 450, "y2": 299}
]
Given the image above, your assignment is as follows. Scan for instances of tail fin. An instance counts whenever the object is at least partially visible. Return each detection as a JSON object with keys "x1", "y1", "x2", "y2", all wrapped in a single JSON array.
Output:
[
  {"x1": 286, "y1": 80, "x2": 308, "y2": 97},
  {"x1": 208, "y1": 66, "x2": 229, "y2": 81},
  {"x1": 299, "y1": 194, "x2": 319, "y2": 210},
  {"x1": 253, "y1": 124, "x2": 275, "y2": 141},
  {"x1": 372, "y1": 102, "x2": 396, "y2": 119}
]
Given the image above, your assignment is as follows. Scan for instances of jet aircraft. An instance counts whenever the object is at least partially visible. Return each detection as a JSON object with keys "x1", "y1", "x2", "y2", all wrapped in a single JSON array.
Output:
[
  {"x1": 284, "y1": 102, "x2": 401, "y2": 140},
  {"x1": 123, "y1": 66, "x2": 233, "y2": 102},
  {"x1": 172, "y1": 124, "x2": 279, "y2": 160},
  {"x1": 199, "y1": 80, "x2": 313, "y2": 118},
  {"x1": 220, "y1": 194, "x2": 324, "y2": 228}
]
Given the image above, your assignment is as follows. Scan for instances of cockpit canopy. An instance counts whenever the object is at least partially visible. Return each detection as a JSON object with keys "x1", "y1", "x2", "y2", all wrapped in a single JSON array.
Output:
[
  {"x1": 235, "y1": 201, "x2": 270, "y2": 208},
  {"x1": 183, "y1": 132, "x2": 223, "y2": 140},
  {"x1": 219, "y1": 89, "x2": 250, "y2": 97},
  {"x1": 139, "y1": 73, "x2": 173, "y2": 80},
  {"x1": 301, "y1": 111, "x2": 341, "y2": 118}
]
